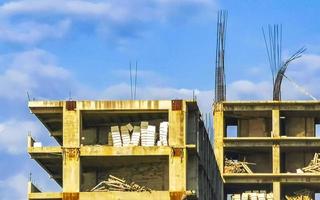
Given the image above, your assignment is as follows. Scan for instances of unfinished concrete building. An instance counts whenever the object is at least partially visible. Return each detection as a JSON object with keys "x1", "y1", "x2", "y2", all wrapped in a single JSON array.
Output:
[
  {"x1": 27, "y1": 100, "x2": 223, "y2": 200},
  {"x1": 214, "y1": 101, "x2": 320, "y2": 200}
]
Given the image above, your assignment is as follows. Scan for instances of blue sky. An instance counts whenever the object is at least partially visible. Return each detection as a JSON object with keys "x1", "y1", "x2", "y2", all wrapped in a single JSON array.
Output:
[{"x1": 1, "y1": 0, "x2": 320, "y2": 199}]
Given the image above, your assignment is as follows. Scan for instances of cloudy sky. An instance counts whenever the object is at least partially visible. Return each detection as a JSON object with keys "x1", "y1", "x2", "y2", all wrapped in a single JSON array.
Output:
[{"x1": 1, "y1": 0, "x2": 320, "y2": 199}]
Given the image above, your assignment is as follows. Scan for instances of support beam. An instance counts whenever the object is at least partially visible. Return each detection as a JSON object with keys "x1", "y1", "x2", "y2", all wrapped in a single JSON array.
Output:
[
  {"x1": 214, "y1": 103, "x2": 224, "y2": 174},
  {"x1": 273, "y1": 144, "x2": 280, "y2": 174},
  {"x1": 168, "y1": 104, "x2": 186, "y2": 191},
  {"x1": 169, "y1": 109, "x2": 185, "y2": 146},
  {"x1": 272, "y1": 109, "x2": 280, "y2": 137},
  {"x1": 62, "y1": 103, "x2": 80, "y2": 192},
  {"x1": 273, "y1": 182, "x2": 281, "y2": 200},
  {"x1": 169, "y1": 150, "x2": 186, "y2": 191}
]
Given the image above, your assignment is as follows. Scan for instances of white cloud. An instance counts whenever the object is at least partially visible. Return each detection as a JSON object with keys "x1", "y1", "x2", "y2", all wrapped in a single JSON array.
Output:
[
  {"x1": 0, "y1": 120, "x2": 40, "y2": 154},
  {"x1": 280, "y1": 53, "x2": 320, "y2": 100},
  {"x1": 0, "y1": 19, "x2": 71, "y2": 44},
  {"x1": 227, "y1": 80, "x2": 272, "y2": 100},
  {"x1": 0, "y1": 49, "x2": 72, "y2": 100},
  {"x1": 99, "y1": 83, "x2": 213, "y2": 112},
  {"x1": 0, "y1": 0, "x2": 215, "y2": 20},
  {"x1": 0, "y1": 172, "x2": 28, "y2": 200},
  {"x1": 0, "y1": 0, "x2": 216, "y2": 44}
]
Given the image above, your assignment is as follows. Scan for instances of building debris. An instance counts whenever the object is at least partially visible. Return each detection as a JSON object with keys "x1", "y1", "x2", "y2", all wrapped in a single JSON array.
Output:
[
  {"x1": 224, "y1": 158, "x2": 255, "y2": 174},
  {"x1": 90, "y1": 175, "x2": 152, "y2": 192},
  {"x1": 231, "y1": 191, "x2": 273, "y2": 200},
  {"x1": 297, "y1": 153, "x2": 320, "y2": 173},
  {"x1": 285, "y1": 189, "x2": 314, "y2": 200}
]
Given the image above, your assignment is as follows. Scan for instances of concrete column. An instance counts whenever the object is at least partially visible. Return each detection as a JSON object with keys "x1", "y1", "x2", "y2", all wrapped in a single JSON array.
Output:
[
  {"x1": 214, "y1": 103, "x2": 224, "y2": 174},
  {"x1": 273, "y1": 182, "x2": 281, "y2": 200},
  {"x1": 273, "y1": 144, "x2": 280, "y2": 174},
  {"x1": 272, "y1": 109, "x2": 280, "y2": 137},
  {"x1": 169, "y1": 110, "x2": 185, "y2": 146},
  {"x1": 168, "y1": 104, "x2": 186, "y2": 191},
  {"x1": 169, "y1": 150, "x2": 186, "y2": 191},
  {"x1": 272, "y1": 109, "x2": 281, "y2": 200},
  {"x1": 63, "y1": 103, "x2": 80, "y2": 192}
]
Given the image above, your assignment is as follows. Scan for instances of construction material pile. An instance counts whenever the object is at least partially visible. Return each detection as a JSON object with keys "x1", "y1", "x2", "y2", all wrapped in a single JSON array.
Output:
[
  {"x1": 297, "y1": 153, "x2": 320, "y2": 173},
  {"x1": 231, "y1": 191, "x2": 273, "y2": 200},
  {"x1": 91, "y1": 175, "x2": 152, "y2": 192},
  {"x1": 285, "y1": 189, "x2": 314, "y2": 200},
  {"x1": 111, "y1": 121, "x2": 168, "y2": 147},
  {"x1": 224, "y1": 158, "x2": 255, "y2": 174}
]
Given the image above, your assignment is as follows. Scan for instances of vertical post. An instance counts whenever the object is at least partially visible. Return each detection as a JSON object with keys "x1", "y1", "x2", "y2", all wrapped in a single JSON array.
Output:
[
  {"x1": 169, "y1": 100, "x2": 186, "y2": 191},
  {"x1": 213, "y1": 103, "x2": 224, "y2": 174},
  {"x1": 272, "y1": 109, "x2": 281, "y2": 199},
  {"x1": 273, "y1": 182, "x2": 281, "y2": 200},
  {"x1": 63, "y1": 101, "x2": 80, "y2": 193},
  {"x1": 273, "y1": 144, "x2": 280, "y2": 174},
  {"x1": 272, "y1": 109, "x2": 280, "y2": 174},
  {"x1": 272, "y1": 109, "x2": 280, "y2": 137}
]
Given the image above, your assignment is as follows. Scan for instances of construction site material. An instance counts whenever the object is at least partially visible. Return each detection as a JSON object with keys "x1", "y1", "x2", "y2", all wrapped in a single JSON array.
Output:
[
  {"x1": 159, "y1": 122, "x2": 169, "y2": 146},
  {"x1": 285, "y1": 189, "x2": 314, "y2": 200},
  {"x1": 90, "y1": 175, "x2": 152, "y2": 192},
  {"x1": 224, "y1": 158, "x2": 255, "y2": 174},
  {"x1": 110, "y1": 122, "x2": 168, "y2": 147},
  {"x1": 130, "y1": 126, "x2": 140, "y2": 146},
  {"x1": 111, "y1": 126, "x2": 122, "y2": 147},
  {"x1": 297, "y1": 153, "x2": 320, "y2": 173},
  {"x1": 231, "y1": 191, "x2": 273, "y2": 200},
  {"x1": 215, "y1": 10, "x2": 228, "y2": 102},
  {"x1": 126, "y1": 123, "x2": 134, "y2": 132},
  {"x1": 121, "y1": 126, "x2": 131, "y2": 147},
  {"x1": 143, "y1": 125, "x2": 156, "y2": 146},
  {"x1": 33, "y1": 142, "x2": 42, "y2": 147},
  {"x1": 262, "y1": 24, "x2": 306, "y2": 101}
]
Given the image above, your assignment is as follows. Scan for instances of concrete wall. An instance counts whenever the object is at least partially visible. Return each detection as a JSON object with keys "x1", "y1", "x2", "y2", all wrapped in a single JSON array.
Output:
[
  {"x1": 239, "y1": 118, "x2": 272, "y2": 137},
  {"x1": 245, "y1": 153, "x2": 272, "y2": 173},
  {"x1": 285, "y1": 117, "x2": 315, "y2": 137},
  {"x1": 283, "y1": 151, "x2": 314, "y2": 173},
  {"x1": 81, "y1": 161, "x2": 169, "y2": 191}
]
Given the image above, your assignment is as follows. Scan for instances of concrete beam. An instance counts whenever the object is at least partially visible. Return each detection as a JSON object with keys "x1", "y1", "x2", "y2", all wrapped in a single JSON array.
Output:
[
  {"x1": 28, "y1": 192, "x2": 62, "y2": 199},
  {"x1": 224, "y1": 137, "x2": 320, "y2": 148},
  {"x1": 80, "y1": 191, "x2": 193, "y2": 200},
  {"x1": 222, "y1": 101, "x2": 320, "y2": 111},
  {"x1": 28, "y1": 147, "x2": 62, "y2": 154},
  {"x1": 80, "y1": 146, "x2": 171, "y2": 156},
  {"x1": 224, "y1": 174, "x2": 320, "y2": 183}
]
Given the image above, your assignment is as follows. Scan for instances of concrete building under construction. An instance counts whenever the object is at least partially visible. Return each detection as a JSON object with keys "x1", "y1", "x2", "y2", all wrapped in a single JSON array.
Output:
[
  {"x1": 27, "y1": 100, "x2": 223, "y2": 200},
  {"x1": 214, "y1": 101, "x2": 320, "y2": 199}
]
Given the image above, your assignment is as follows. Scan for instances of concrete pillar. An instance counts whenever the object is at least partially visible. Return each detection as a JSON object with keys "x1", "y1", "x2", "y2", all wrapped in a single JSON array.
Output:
[
  {"x1": 63, "y1": 102, "x2": 80, "y2": 192},
  {"x1": 272, "y1": 109, "x2": 280, "y2": 137},
  {"x1": 169, "y1": 150, "x2": 186, "y2": 191},
  {"x1": 273, "y1": 144, "x2": 280, "y2": 174},
  {"x1": 168, "y1": 104, "x2": 186, "y2": 191},
  {"x1": 169, "y1": 110, "x2": 185, "y2": 146},
  {"x1": 214, "y1": 103, "x2": 224, "y2": 174},
  {"x1": 272, "y1": 109, "x2": 281, "y2": 200},
  {"x1": 273, "y1": 182, "x2": 281, "y2": 200}
]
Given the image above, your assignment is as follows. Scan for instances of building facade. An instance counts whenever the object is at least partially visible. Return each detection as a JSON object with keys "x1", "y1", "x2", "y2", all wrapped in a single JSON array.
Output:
[
  {"x1": 214, "y1": 101, "x2": 320, "y2": 200},
  {"x1": 28, "y1": 100, "x2": 222, "y2": 200}
]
